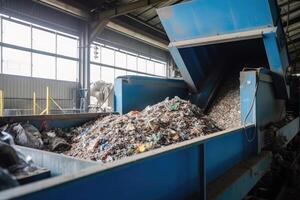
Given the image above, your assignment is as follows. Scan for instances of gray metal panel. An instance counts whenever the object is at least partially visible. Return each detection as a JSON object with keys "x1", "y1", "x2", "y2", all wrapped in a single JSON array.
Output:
[
  {"x1": 0, "y1": 74, "x2": 78, "y2": 110},
  {"x1": 15, "y1": 145, "x2": 98, "y2": 176}
]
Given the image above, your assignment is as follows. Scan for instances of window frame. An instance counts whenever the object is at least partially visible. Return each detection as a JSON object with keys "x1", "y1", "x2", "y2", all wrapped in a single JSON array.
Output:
[
  {"x1": 0, "y1": 14, "x2": 168, "y2": 82},
  {"x1": 0, "y1": 15, "x2": 79, "y2": 82},
  {"x1": 89, "y1": 42, "x2": 168, "y2": 85}
]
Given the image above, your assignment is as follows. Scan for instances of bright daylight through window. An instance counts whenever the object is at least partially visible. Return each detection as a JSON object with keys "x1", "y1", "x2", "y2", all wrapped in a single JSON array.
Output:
[
  {"x1": 89, "y1": 42, "x2": 167, "y2": 85},
  {"x1": 0, "y1": 14, "x2": 167, "y2": 84},
  {"x1": 0, "y1": 15, "x2": 79, "y2": 82}
]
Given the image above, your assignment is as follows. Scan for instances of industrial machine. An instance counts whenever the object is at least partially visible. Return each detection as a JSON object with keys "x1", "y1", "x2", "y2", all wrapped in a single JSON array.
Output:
[
  {"x1": 89, "y1": 80, "x2": 114, "y2": 112},
  {"x1": 0, "y1": 0, "x2": 299, "y2": 199}
]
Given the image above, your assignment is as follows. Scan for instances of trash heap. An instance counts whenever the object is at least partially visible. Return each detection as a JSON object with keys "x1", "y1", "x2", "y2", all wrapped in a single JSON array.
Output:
[
  {"x1": 208, "y1": 71, "x2": 241, "y2": 129},
  {"x1": 65, "y1": 96, "x2": 221, "y2": 162},
  {"x1": 0, "y1": 132, "x2": 47, "y2": 191},
  {"x1": 0, "y1": 123, "x2": 71, "y2": 153}
]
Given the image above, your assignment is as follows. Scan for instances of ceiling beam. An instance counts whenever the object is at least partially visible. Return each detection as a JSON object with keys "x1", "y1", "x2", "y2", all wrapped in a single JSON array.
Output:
[
  {"x1": 106, "y1": 20, "x2": 168, "y2": 50},
  {"x1": 125, "y1": 14, "x2": 166, "y2": 35},
  {"x1": 33, "y1": 0, "x2": 90, "y2": 20},
  {"x1": 281, "y1": 9, "x2": 300, "y2": 24},
  {"x1": 122, "y1": 0, "x2": 183, "y2": 36},
  {"x1": 145, "y1": 15, "x2": 158, "y2": 22},
  {"x1": 98, "y1": 0, "x2": 165, "y2": 19},
  {"x1": 284, "y1": 21, "x2": 300, "y2": 33},
  {"x1": 34, "y1": 0, "x2": 169, "y2": 49},
  {"x1": 278, "y1": 0, "x2": 298, "y2": 7},
  {"x1": 280, "y1": 2, "x2": 300, "y2": 16},
  {"x1": 89, "y1": 0, "x2": 166, "y2": 43}
]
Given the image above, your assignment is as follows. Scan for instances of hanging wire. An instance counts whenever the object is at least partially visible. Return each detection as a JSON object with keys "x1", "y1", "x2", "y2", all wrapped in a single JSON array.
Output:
[{"x1": 242, "y1": 73, "x2": 260, "y2": 143}]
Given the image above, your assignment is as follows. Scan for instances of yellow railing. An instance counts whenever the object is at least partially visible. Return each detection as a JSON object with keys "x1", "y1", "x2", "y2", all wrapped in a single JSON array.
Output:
[
  {"x1": 0, "y1": 90, "x2": 3, "y2": 116},
  {"x1": 33, "y1": 91, "x2": 36, "y2": 115},
  {"x1": 0, "y1": 88, "x2": 64, "y2": 116},
  {"x1": 39, "y1": 87, "x2": 64, "y2": 115}
]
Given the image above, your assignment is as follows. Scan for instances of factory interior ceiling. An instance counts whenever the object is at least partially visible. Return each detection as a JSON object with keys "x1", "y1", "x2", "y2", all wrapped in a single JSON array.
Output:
[
  {"x1": 279, "y1": 0, "x2": 300, "y2": 69},
  {"x1": 35, "y1": 0, "x2": 300, "y2": 69}
]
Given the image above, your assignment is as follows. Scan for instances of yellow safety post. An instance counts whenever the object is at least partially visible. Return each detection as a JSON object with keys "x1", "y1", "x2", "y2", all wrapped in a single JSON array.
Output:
[
  {"x1": 46, "y1": 86, "x2": 50, "y2": 115},
  {"x1": 40, "y1": 86, "x2": 50, "y2": 115},
  {"x1": 33, "y1": 91, "x2": 36, "y2": 115},
  {"x1": 0, "y1": 90, "x2": 3, "y2": 116}
]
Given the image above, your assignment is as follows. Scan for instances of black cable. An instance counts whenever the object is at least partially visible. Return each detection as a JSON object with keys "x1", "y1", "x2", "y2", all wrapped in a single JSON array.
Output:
[{"x1": 243, "y1": 74, "x2": 259, "y2": 143}]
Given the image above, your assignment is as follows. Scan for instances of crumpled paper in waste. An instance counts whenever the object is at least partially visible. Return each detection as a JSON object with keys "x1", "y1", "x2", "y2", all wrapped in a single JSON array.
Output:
[{"x1": 65, "y1": 96, "x2": 221, "y2": 163}]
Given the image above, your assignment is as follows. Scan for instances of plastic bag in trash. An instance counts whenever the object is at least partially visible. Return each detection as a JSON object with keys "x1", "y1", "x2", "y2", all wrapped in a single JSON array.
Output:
[
  {"x1": 0, "y1": 141, "x2": 20, "y2": 169},
  {"x1": 0, "y1": 141, "x2": 37, "y2": 177},
  {"x1": 0, "y1": 167, "x2": 19, "y2": 191},
  {"x1": 0, "y1": 131, "x2": 15, "y2": 145},
  {"x1": 12, "y1": 123, "x2": 44, "y2": 149}
]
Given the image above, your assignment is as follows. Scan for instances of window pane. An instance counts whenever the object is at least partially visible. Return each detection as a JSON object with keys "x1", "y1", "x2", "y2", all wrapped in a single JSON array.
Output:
[
  {"x1": 154, "y1": 62, "x2": 166, "y2": 76},
  {"x1": 115, "y1": 69, "x2": 126, "y2": 79},
  {"x1": 127, "y1": 55, "x2": 137, "y2": 71},
  {"x1": 101, "y1": 47, "x2": 114, "y2": 66},
  {"x1": 3, "y1": 20, "x2": 31, "y2": 48},
  {"x1": 57, "y1": 35, "x2": 78, "y2": 58},
  {"x1": 146, "y1": 60, "x2": 155, "y2": 74},
  {"x1": 32, "y1": 28, "x2": 55, "y2": 53},
  {"x1": 57, "y1": 58, "x2": 77, "y2": 81},
  {"x1": 90, "y1": 44, "x2": 100, "y2": 63},
  {"x1": 3, "y1": 48, "x2": 31, "y2": 76},
  {"x1": 115, "y1": 51, "x2": 126, "y2": 69},
  {"x1": 101, "y1": 66, "x2": 114, "y2": 84},
  {"x1": 32, "y1": 53, "x2": 55, "y2": 79},
  {"x1": 137, "y1": 58, "x2": 147, "y2": 73},
  {"x1": 90, "y1": 64, "x2": 101, "y2": 83}
]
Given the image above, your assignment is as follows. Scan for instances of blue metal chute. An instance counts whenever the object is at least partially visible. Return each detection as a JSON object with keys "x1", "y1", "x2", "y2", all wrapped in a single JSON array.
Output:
[
  {"x1": 158, "y1": 0, "x2": 289, "y2": 108},
  {"x1": 157, "y1": 0, "x2": 277, "y2": 42},
  {"x1": 182, "y1": 38, "x2": 270, "y2": 109}
]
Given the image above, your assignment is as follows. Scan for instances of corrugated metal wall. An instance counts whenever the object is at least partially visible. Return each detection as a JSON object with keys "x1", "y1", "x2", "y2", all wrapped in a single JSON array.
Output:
[{"x1": 0, "y1": 74, "x2": 78, "y2": 114}]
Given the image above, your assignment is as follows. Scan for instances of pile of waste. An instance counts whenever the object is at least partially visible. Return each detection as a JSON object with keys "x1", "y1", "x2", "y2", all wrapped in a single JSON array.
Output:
[
  {"x1": 0, "y1": 123, "x2": 72, "y2": 153},
  {"x1": 0, "y1": 132, "x2": 42, "y2": 191},
  {"x1": 65, "y1": 96, "x2": 221, "y2": 162},
  {"x1": 208, "y1": 71, "x2": 241, "y2": 129},
  {"x1": 0, "y1": 91, "x2": 241, "y2": 164}
]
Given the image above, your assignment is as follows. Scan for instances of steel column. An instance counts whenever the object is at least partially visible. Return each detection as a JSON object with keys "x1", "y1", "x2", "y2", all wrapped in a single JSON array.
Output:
[{"x1": 79, "y1": 23, "x2": 90, "y2": 111}]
